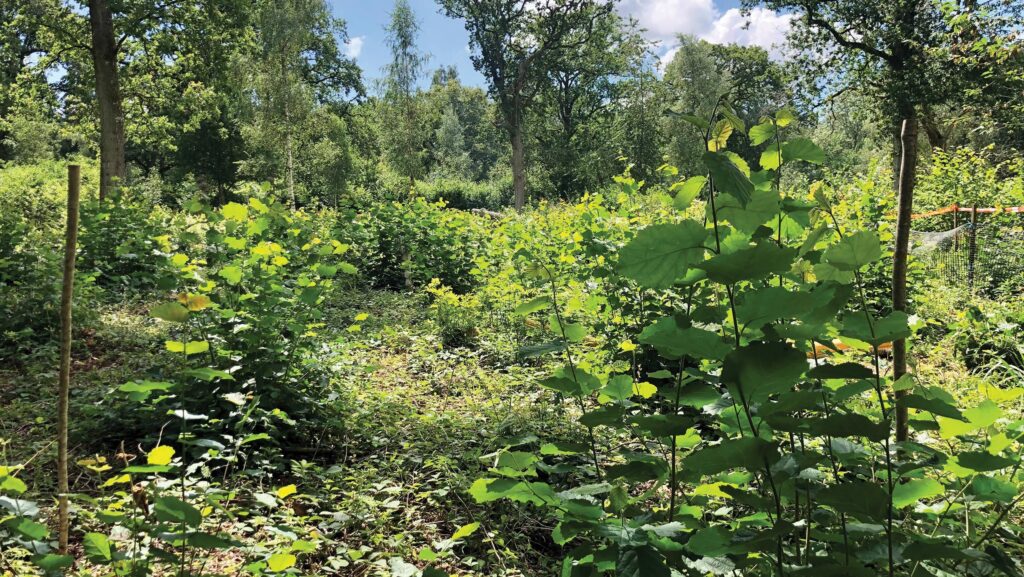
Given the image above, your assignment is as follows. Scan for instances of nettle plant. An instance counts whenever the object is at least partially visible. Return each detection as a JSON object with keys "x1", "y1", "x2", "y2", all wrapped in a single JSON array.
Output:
[{"x1": 472, "y1": 103, "x2": 1024, "y2": 576}]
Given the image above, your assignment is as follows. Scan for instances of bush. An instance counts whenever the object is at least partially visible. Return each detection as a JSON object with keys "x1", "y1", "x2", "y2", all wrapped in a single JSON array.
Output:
[
  {"x1": 149, "y1": 194, "x2": 358, "y2": 445},
  {"x1": 338, "y1": 198, "x2": 487, "y2": 293},
  {"x1": 0, "y1": 162, "x2": 105, "y2": 360},
  {"x1": 425, "y1": 278, "x2": 481, "y2": 348},
  {"x1": 415, "y1": 175, "x2": 512, "y2": 210},
  {"x1": 78, "y1": 194, "x2": 175, "y2": 294}
]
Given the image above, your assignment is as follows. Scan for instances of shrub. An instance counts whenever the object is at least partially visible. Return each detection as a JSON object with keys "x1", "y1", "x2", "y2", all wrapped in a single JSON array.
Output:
[
  {"x1": 338, "y1": 198, "x2": 486, "y2": 293},
  {"x1": 415, "y1": 175, "x2": 512, "y2": 210},
  {"x1": 149, "y1": 193, "x2": 358, "y2": 446}
]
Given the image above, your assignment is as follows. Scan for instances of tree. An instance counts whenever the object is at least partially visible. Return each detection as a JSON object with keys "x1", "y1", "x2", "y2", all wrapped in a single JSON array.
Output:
[
  {"x1": 432, "y1": 103, "x2": 474, "y2": 179},
  {"x1": 439, "y1": 0, "x2": 613, "y2": 210},
  {"x1": 381, "y1": 0, "x2": 429, "y2": 189},
  {"x1": 533, "y1": 11, "x2": 649, "y2": 198},
  {"x1": 745, "y1": 0, "x2": 955, "y2": 441},
  {"x1": 86, "y1": 0, "x2": 125, "y2": 200},
  {"x1": 241, "y1": 0, "x2": 363, "y2": 207},
  {"x1": 9, "y1": 0, "x2": 256, "y2": 201},
  {"x1": 425, "y1": 69, "x2": 504, "y2": 182},
  {"x1": 662, "y1": 36, "x2": 788, "y2": 176},
  {"x1": 610, "y1": 60, "x2": 664, "y2": 184}
]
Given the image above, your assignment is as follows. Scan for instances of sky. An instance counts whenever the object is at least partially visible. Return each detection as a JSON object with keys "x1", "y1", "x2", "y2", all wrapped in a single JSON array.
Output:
[{"x1": 329, "y1": 0, "x2": 793, "y2": 90}]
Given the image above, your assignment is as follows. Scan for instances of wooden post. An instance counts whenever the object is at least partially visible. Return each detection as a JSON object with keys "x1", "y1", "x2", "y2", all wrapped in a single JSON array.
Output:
[
  {"x1": 968, "y1": 205, "x2": 978, "y2": 291},
  {"x1": 952, "y1": 205, "x2": 959, "y2": 251},
  {"x1": 57, "y1": 165, "x2": 81, "y2": 553}
]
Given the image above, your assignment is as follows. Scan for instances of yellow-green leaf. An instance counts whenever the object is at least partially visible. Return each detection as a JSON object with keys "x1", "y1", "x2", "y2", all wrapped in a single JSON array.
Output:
[
  {"x1": 276, "y1": 485, "x2": 297, "y2": 499},
  {"x1": 147, "y1": 445, "x2": 175, "y2": 466},
  {"x1": 633, "y1": 381, "x2": 657, "y2": 399},
  {"x1": 165, "y1": 341, "x2": 210, "y2": 355},
  {"x1": 267, "y1": 552, "x2": 296, "y2": 572},
  {"x1": 222, "y1": 202, "x2": 248, "y2": 222},
  {"x1": 452, "y1": 521, "x2": 480, "y2": 540}
]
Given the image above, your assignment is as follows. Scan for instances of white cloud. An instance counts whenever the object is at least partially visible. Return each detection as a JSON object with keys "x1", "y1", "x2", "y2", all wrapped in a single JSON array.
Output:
[
  {"x1": 657, "y1": 45, "x2": 681, "y2": 73},
  {"x1": 618, "y1": 0, "x2": 718, "y2": 43},
  {"x1": 702, "y1": 8, "x2": 794, "y2": 56},
  {"x1": 620, "y1": 0, "x2": 793, "y2": 66},
  {"x1": 345, "y1": 36, "x2": 365, "y2": 59}
]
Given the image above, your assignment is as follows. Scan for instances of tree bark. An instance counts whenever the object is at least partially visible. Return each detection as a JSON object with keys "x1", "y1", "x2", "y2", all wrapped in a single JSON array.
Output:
[
  {"x1": 57, "y1": 165, "x2": 81, "y2": 553},
  {"x1": 920, "y1": 109, "x2": 947, "y2": 150},
  {"x1": 510, "y1": 102, "x2": 527, "y2": 211},
  {"x1": 88, "y1": 0, "x2": 127, "y2": 201},
  {"x1": 892, "y1": 115, "x2": 918, "y2": 443}
]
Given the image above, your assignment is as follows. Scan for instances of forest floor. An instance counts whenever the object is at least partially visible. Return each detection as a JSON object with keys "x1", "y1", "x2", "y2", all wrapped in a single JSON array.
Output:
[{"x1": 0, "y1": 289, "x2": 568, "y2": 576}]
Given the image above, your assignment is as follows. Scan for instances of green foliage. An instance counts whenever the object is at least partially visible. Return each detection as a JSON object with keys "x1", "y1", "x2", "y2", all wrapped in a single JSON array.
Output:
[
  {"x1": 472, "y1": 109, "x2": 1024, "y2": 576},
  {"x1": 339, "y1": 198, "x2": 486, "y2": 292},
  {"x1": 150, "y1": 193, "x2": 357, "y2": 444}
]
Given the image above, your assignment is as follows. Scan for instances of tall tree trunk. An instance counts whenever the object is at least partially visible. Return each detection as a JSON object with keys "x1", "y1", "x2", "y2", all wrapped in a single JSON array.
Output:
[
  {"x1": 510, "y1": 101, "x2": 526, "y2": 211},
  {"x1": 892, "y1": 114, "x2": 918, "y2": 443},
  {"x1": 88, "y1": 0, "x2": 126, "y2": 201}
]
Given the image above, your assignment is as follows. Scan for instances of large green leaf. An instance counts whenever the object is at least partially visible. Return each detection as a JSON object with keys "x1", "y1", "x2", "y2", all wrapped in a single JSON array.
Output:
[
  {"x1": 616, "y1": 221, "x2": 708, "y2": 289},
  {"x1": 699, "y1": 243, "x2": 796, "y2": 285},
  {"x1": 823, "y1": 231, "x2": 882, "y2": 271},
  {"x1": 721, "y1": 341, "x2": 807, "y2": 402},
  {"x1": 118, "y1": 380, "x2": 175, "y2": 402},
  {"x1": 83, "y1": 532, "x2": 113, "y2": 561},
  {"x1": 151, "y1": 302, "x2": 189, "y2": 323},
  {"x1": 671, "y1": 176, "x2": 707, "y2": 210},
  {"x1": 628, "y1": 414, "x2": 692, "y2": 437},
  {"x1": 749, "y1": 122, "x2": 776, "y2": 146},
  {"x1": 685, "y1": 526, "x2": 734, "y2": 557},
  {"x1": 892, "y1": 478, "x2": 944, "y2": 508},
  {"x1": 737, "y1": 285, "x2": 835, "y2": 328},
  {"x1": 955, "y1": 451, "x2": 1017, "y2": 472},
  {"x1": 638, "y1": 316, "x2": 731, "y2": 360},
  {"x1": 165, "y1": 340, "x2": 211, "y2": 355},
  {"x1": 514, "y1": 296, "x2": 551, "y2": 316},
  {"x1": 154, "y1": 496, "x2": 203, "y2": 527},
  {"x1": 969, "y1": 476, "x2": 1017, "y2": 503},
  {"x1": 713, "y1": 187, "x2": 780, "y2": 234},
  {"x1": 760, "y1": 148, "x2": 781, "y2": 171},
  {"x1": 902, "y1": 540, "x2": 972, "y2": 561},
  {"x1": 703, "y1": 151, "x2": 753, "y2": 205},
  {"x1": 468, "y1": 479, "x2": 557, "y2": 506},
  {"x1": 33, "y1": 554, "x2": 74, "y2": 572},
  {"x1": 840, "y1": 310, "x2": 912, "y2": 347},
  {"x1": 807, "y1": 414, "x2": 890, "y2": 442},
  {"x1": 606, "y1": 456, "x2": 668, "y2": 482},
  {"x1": 683, "y1": 437, "x2": 776, "y2": 476},
  {"x1": 6, "y1": 517, "x2": 47, "y2": 540},
  {"x1": 816, "y1": 481, "x2": 888, "y2": 521},
  {"x1": 898, "y1": 394, "x2": 966, "y2": 421},
  {"x1": 617, "y1": 545, "x2": 670, "y2": 577},
  {"x1": 782, "y1": 138, "x2": 825, "y2": 164}
]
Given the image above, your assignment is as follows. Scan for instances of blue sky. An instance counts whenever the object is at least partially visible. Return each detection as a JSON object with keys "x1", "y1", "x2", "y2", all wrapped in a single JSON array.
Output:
[{"x1": 329, "y1": 0, "x2": 792, "y2": 91}]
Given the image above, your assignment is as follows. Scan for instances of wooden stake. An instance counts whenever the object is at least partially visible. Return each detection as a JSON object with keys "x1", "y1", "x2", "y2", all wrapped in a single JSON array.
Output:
[
  {"x1": 57, "y1": 164, "x2": 81, "y2": 553},
  {"x1": 968, "y1": 205, "x2": 978, "y2": 291}
]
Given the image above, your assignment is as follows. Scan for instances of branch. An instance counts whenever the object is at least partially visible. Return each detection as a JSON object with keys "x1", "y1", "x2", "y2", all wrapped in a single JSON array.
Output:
[{"x1": 804, "y1": 7, "x2": 893, "y2": 63}]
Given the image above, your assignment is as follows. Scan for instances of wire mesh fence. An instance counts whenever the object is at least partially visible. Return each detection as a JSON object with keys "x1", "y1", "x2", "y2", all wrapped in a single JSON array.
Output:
[{"x1": 911, "y1": 206, "x2": 1024, "y2": 298}]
